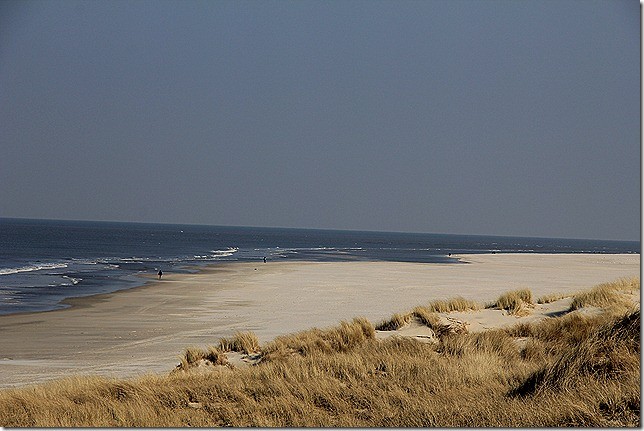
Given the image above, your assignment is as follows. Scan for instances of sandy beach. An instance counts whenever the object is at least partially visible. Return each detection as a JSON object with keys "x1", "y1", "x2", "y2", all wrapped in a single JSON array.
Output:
[{"x1": 0, "y1": 253, "x2": 638, "y2": 389}]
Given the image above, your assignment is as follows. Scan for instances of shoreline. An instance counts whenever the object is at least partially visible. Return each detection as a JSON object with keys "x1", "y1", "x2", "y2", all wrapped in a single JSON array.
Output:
[
  {"x1": 1, "y1": 251, "x2": 636, "y2": 319},
  {"x1": 0, "y1": 253, "x2": 639, "y2": 389}
]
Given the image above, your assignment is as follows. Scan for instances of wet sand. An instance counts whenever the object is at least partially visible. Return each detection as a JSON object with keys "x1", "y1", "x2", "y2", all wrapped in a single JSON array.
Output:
[{"x1": 0, "y1": 253, "x2": 638, "y2": 388}]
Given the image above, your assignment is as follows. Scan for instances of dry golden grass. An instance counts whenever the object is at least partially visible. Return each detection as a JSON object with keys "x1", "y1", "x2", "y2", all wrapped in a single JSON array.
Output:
[
  {"x1": 0, "y1": 278, "x2": 639, "y2": 427},
  {"x1": 536, "y1": 292, "x2": 568, "y2": 304},
  {"x1": 511, "y1": 309, "x2": 640, "y2": 398},
  {"x1": 263, "y1": 317, "x2": 375, "y2": 360},
  {"x1": 425, "y1": 296, "x2": 482, "y2": 313},
  {"x1": 377, "y1": 297, "x2": 480, "y2": 333},
  {"x1": 607, "y1": 276, "x2": 640, "y2": 294},
  {"x1": 411, "y1": 306, "x2": 441, "y2": 326},
  {"x1": 375, "y1": 312, "x2": 412, "y2": 331},
  {"x1": 569, "y1": 277, "x2": 640, "y2": 313},
  {"x1": 177, "y1": 346, "x2": 229, "y2": 371},
  {"x1": 177, "y1": 332, "x2": 261, "y2": 370},
  {"x1": 490, "y1": 288, "x2": 533, "y2": 316},
  {"x1": 218, "y1": 331, "x2": 260, "y2": 354},
  {"x1": 411, "y1": 306, "x2": 463, "y2": 337}
]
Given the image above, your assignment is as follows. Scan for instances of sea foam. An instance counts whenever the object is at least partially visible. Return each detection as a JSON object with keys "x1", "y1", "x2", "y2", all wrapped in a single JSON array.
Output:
[
  {"x1": 209, "y1": 247, "x2": 239, "y2": 258},
  {"x1": 0, "y1": 263, "x2": 69, "y2": 276}
]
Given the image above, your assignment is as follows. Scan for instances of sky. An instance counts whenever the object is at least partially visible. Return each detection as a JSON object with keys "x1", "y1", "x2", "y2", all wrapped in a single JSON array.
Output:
[{"x1": 0, "y1": 0, "x2": 640, "y2": 241}]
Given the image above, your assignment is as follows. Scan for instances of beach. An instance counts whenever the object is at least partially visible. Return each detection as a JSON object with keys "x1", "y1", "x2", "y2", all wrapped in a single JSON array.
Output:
[{"x1": 0, "y1": 253, "x2": 639, "y2": 389}]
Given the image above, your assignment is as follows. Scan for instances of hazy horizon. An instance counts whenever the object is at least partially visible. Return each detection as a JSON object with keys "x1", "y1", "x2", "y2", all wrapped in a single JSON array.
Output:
[
  {"x1": 1, "y1": 215, "x2": 638, "y2": 243},
  {"x1": 1, "y1": 0, "x2": 639, "y2": 241}
]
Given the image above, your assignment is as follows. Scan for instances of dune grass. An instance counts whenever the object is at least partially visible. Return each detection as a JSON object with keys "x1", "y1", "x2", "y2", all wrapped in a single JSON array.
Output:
[
  {"x1": 0, "y1": 279, "x2": 639, "y2": 427},
  {"x1": 176, "y1": 331, "x2": 262, "y2": 371},
  {"x1": 536, "y1": 292, "x2": 568, "y2": 304},
  {"x1": 263, "y1": 317, "x2": 375, "y2": 360},
  {"x1": 375, "y1": 312, "x2": 412, "y2": 331},
  {"x1": 511, "y1": 309, "x2": 639, "y2": 398},
  {"x1": 218, "y1": 331, "x2": 261, "y2": 354},
  {"x1": 376, "y1": 296, "x2": 481, "y2": 333},
  {"x1": 424, "y1": 296, "x2": 482, "y2": 313},
  {"x1": 177, "y1": 331, "x2": 260, "y2": 370},
  {"x1": 489, "y1": 288, "x2": 533, "y2": 316},
  {"x1": 177, "y1": 346, "x2": 229, "y2": 371},
  {"x1": 412, "y1": 306, "x2": 443, "y2": 328},
  {"x1": 569, "y1": 277, "x2": 639, "y2": 313}
]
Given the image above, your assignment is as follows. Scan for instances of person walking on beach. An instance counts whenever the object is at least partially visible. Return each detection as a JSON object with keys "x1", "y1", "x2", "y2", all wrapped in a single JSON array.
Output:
[
  {"x1": 263, "y1": 256, "x2": 267, "y2": 263},
  {"x1": 157, "y1": 270, "x2": 163, "y2": 280}
]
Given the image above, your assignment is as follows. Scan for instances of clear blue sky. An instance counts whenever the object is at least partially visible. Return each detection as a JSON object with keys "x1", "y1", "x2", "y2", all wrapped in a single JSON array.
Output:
[{"x1": 0, "y1": 0, "x2": 639, "y2": 241}]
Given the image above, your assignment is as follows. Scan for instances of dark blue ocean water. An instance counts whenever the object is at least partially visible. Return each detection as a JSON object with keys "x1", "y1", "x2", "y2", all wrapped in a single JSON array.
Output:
[{"x1": 0, "y1": 218, "x2": 639, "y2": 315}]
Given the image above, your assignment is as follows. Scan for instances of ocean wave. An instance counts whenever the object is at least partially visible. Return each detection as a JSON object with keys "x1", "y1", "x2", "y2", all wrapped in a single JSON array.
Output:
[
  {"x1": 209, "y1": 247, "x2": 239, "y2": 258},
  {"x1": 189, "y1": 247, "x2": 240, "y2": 261},
  {"x1": 0, "y1": 294, "x2": 20, "y2": 303},
  {"x1": 0, "y1": 263, "x2": 69, "y2": 276},
  {"x1": 62, "y1": 275, "x2": 82, "y2": 285},
  {"x1": 120, "y1": 257, "x2": 147, "y2": 262},
  {"x1": 306, "y1": 247, "x2": 364, "y2": 251}
]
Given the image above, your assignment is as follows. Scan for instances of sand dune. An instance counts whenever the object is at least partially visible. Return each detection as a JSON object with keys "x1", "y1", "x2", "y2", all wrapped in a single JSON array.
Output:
[{"x1": 0, "y1": 253, "x2": 638, "y2": 388}]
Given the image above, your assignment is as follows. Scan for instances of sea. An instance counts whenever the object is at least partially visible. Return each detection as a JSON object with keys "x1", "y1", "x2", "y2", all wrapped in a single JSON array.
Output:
[{"x1": 0, "y1": 218, "x2": 639, "y2": 316}]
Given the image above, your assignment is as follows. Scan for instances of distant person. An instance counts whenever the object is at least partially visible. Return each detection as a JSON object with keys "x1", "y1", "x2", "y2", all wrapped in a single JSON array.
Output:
[
  {"x1": 157, "y1": 270, "x2": 163, "y2": 280},
  {"x1": 263, "y1": 257, "x2": 267, "y2": 263}
]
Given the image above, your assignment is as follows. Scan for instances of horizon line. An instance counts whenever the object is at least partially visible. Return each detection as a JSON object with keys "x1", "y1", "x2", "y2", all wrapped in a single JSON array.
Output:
[{"x1": 0, "y1": 216, "x2": 639, "y2": 245}]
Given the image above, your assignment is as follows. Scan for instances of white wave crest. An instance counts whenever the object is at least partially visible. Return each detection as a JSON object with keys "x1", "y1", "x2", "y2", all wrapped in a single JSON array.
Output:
[
  {"x1": 0, "y1": 263, "x2": 69, "y2": 276},
  {"x1": 209, "y1": 247, "x2": 239, "y2": 258},
  {"x1": 62, "y1": 275, "x2": 82, "y2": 285}
]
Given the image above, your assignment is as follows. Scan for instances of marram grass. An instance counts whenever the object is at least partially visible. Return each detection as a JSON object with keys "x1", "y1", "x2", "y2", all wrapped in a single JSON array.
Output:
[
  {"x1": 490, "y1": 289, "x2": 534, "y2": 316},
  {"x1": 218, "y1": 331, "x2": 261, "y2": 354},
  {"x1": 375, "y1": 312, "x2": 412, "y2": 331},
  {"x1": 536, "y1": 292, "x2": 568, "y2": 304},
  {"x1": 425, "y1": 296, "x2": 482, "y2": 313},
  {"x1": 569, "y1": 277, "x2": 640, "y2": 313},
  {"x1": 376, "y1": 296, "x2": 481, "y2": 332}
]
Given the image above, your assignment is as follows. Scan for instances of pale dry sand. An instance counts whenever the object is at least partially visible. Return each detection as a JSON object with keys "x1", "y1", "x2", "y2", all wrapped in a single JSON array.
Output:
[{"x1": 0, "y1": 253, "x2": 638, "y2": 388}]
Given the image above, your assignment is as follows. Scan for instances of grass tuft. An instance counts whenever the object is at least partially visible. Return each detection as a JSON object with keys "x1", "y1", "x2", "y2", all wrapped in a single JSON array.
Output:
[
  {"x1": 377, "y1": 297, "x2": 480, "y2": 333},
  {"x1": 411, "y1": 306, "x2": 452, "y2": 336},
  {"x1": 177, "y1": 345, "x2": 229, "y2": 371},
  {"x1": 569, "y1": 278, "x2": 640, "y2": 312},
  {"x1": 263, "y1": 317, "x2": 375, "y2": 360},
  {"x1": 536, "y1": 292, "x2": 568, "y2": 304},
  {"x1": 375, "y1": 313, "x2": 412, "y2": 331},
  {"x1": 425, "y1": 296, "x2": 482, "y2": 313},
  {"x1": 490, "y1": 289, "x2": 533, "y2": 316},
  {"x1": 511, "y1": 309, "x2": 640, "y2": 398},
  {"x1": 219, "y1": 331, "x2": 260, "y2": 354}
]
